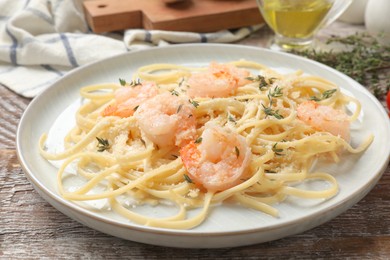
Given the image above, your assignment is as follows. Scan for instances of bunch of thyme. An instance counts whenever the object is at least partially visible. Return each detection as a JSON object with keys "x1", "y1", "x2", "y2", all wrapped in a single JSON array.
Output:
[{"x1": 290, "y1": 33, "x2": 390, "y2": 101}]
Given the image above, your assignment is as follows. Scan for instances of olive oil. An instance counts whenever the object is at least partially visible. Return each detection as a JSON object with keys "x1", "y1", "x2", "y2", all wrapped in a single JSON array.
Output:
[{"x1": 261, "y1": 0, "x2": 333, "y2": 39}]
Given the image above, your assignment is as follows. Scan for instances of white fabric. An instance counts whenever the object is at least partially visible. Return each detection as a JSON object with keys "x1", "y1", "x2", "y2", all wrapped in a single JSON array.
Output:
[{"x1": 0, "y1": 0, "x2": 262, "y2": 98}]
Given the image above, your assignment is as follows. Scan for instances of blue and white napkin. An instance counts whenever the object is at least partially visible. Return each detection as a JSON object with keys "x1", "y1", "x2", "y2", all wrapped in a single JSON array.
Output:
[{"x1": 0, "y1": 0, "x2": 262, "y2": 98}]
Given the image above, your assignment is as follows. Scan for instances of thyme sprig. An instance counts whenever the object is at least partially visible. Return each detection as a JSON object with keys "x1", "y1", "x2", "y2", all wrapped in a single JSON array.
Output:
[
  {"x1": 119, "y1": 78, "x2": 142, "y2": 87},
  {"x1": 309, "y1": 89, "x2": 337, "y2": 102},
  {"x1": 262, "y1": 87, "x2": 284, "y2": 119},
  {"x1": 290, "y1": 33, "x2": 390, "y2": 100},
  {"x1": 262, "y1": 103, "x2": 284, "y2": 119},
  {"x1": 246, "y1": 75, "x2": 276, "y2": 90},
  {"x1": 268, "y1": 86, "x2": 283, "y2": 98}
]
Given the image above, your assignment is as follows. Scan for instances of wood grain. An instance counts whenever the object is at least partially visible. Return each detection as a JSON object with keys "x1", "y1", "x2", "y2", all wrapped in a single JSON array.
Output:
[
  {"x1": 1, "y1": 24, "x2": 390, "y2": 259},
  {"x1": 83, "y1": 0, "x2": 263, "y2": 33}
]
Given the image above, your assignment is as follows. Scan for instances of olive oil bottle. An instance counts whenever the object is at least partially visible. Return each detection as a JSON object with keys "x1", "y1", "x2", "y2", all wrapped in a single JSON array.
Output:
[{"x1": 261, "y1": 0, "x2": 333, "y2": 39}]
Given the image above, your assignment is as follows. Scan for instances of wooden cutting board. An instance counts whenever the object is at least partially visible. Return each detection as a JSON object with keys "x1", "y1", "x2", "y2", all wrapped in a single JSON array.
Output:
[{"x1": 83, "y1": 0, "x2": 263, "y2": 33}]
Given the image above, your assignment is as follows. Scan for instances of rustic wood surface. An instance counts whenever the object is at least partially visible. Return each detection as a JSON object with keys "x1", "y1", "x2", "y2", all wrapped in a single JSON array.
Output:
[{"x1": 1, "y1": 23, "x2": 390, "y2": 259}]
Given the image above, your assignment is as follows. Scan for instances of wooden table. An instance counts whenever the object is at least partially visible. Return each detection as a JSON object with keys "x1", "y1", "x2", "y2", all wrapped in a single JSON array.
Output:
[{"x1": 1, "y1": 22, "x2": 390, "y2": 259}]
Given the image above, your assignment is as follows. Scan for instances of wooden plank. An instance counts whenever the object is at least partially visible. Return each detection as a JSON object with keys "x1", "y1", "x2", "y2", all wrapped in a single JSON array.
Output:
[
  {"x1": 2, "y1": 70, "x2": 390, "y2": 258},
  {"x1": 83, "y1": 0, "x2": 263, "y2": 33},
  {"x1": 2, "y1": 147, "x2": 390, "y2": 258},
  {"x1": 2, "y1": 22, "x2": 390, "y2": 259}
]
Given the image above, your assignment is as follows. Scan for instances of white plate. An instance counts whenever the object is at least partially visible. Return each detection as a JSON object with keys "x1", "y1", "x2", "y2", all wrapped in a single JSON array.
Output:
[{"x1": 17, "y1": 44, "x2": 390, "y2": 248}]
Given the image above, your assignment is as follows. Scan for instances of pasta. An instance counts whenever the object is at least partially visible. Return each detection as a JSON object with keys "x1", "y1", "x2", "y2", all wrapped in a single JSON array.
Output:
[{"x1": 39, "y1": 60, "x2": 373, "y2": 229}]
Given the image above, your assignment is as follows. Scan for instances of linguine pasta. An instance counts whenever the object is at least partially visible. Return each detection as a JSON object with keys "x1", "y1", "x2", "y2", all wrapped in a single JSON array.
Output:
[{"x1": 39, "y1": 60, "x2": 373, "y2": 229}]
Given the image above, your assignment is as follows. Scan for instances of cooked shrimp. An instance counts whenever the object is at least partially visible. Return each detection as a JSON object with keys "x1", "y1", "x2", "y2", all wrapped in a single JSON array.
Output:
[
  {"x1": 187, "y1": 62, "x2": 250, "y2": 98},
  {"x1": 180, "y1": 122, "x2": 252, "y2": 192},
  {"x1": 102, "y1": 82, "x2": 158, "y2": 117},
  {"x1": 297, "y1": 100, "x2": 350, "y2": 141},
  {"x1": 134, "y1": 92, "x2": 197, "y2": 148}
]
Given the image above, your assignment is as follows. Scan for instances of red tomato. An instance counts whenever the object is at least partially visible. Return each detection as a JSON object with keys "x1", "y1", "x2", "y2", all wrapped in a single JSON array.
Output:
[
  {"x1": 387, "y1": 90, "x2": 390, "y2": 116},
  {"x1": 387, "y1": 90, "x2": 390, "y2": 107}
]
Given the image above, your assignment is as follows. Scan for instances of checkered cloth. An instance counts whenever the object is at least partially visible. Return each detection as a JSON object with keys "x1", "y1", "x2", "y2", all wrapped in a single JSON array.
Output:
[{"x1": 0, "y1": 0, "x2": 262, "y2": 98}]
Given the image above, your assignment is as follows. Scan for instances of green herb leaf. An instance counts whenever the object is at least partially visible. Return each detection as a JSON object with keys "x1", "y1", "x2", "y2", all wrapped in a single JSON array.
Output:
[
  {"x1": 309, "y1": 89, "x2": 337, "y2": 102},
  {"x1": 268, "y1": 86, "x2": 283, "y2": 98},
  {"x1": 195, "y1": 137, "x2": 202, "y2": 143},
  {"x1": 228, "y1": 114, "x2": 237, "y2": 124},
  {"x1": 119, "y1": 78, "x2": 127, "y2": 86},
  {"x1": 246, "y1": 75, "x2": 276, "y2": 91},
  {"x1": 119, "y1": 78, "x2": 142, "y2": 87},
  {"x1": 234, "y1": 146, "x2": 240, "y2": 158},
  {"x1": 176, "y1": 104, "x2": 183, "y2": 113},
  {"x1": 129, "y1": 79, "x2": 141, "y2": 87},
  {"x1": 189, "y1": 99, "x2": 199, "y2": 108},
  {"x1": 272, "y1": 143, "x2": 284, "y2": 156},
  {"x1": 96, "y1": 137, "x2": 110, "y2": 152},
  {"x1": 184, "y1": 174, "x2": 193, "y2": 183},
  {"x1": 262, "y1": 104, "x2": 284, "y2": 119},
  {"x1": 178, "y1": 78, "x2": 185, "y2": 87}
]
